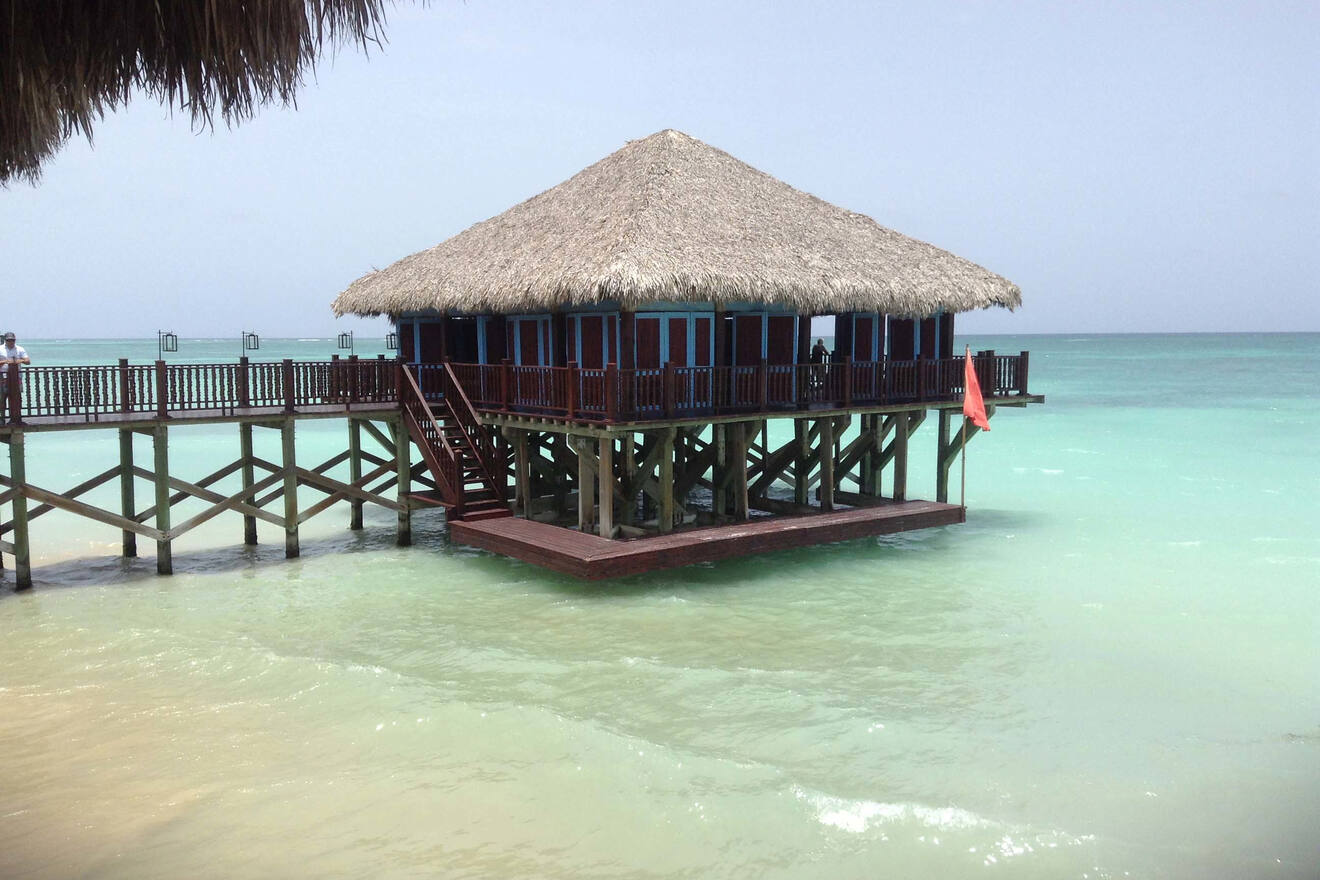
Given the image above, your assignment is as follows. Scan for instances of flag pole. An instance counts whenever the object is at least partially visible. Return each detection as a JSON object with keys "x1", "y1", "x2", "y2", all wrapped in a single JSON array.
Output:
[{"x1": 960, "y1": 347, "x2": 968, "y2": 510}]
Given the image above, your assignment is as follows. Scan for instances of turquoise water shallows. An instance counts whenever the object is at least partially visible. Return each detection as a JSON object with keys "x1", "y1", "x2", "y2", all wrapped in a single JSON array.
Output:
[{"x1": 0, "y1": 334, "x2": 1317, "y2": 879}]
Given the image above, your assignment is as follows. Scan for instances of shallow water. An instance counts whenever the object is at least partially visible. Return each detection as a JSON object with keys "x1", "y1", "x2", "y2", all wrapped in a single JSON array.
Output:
[{"x1": 1, "y1": 334, "x2": 1317, "y2": 879}]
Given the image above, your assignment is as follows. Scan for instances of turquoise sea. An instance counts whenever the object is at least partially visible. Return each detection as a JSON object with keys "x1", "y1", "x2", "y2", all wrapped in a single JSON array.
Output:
[{"x1": 1, "y1": 333, "x2": 1317, "y2": 879}]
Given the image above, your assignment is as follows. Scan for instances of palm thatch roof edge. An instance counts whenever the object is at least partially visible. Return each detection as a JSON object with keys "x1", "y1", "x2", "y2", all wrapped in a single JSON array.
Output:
[{"x1": 333, "y1": 129, "x2": 1022, "y2": 319}]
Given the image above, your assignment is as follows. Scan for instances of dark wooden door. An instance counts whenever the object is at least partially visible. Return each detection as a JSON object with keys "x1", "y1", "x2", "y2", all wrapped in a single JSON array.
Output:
[
  {"x1": 577, "y1": 316, "x2": 604, "y2": 412},
  {"x1": 919, "y1": 317, "x2": 937, "y2": 360},
  {"x1": 767, "y1": 316, "x2": 795, "y2": 365},
  {"x1": 517, "y1": 320, "x2": 540, "y2": 366},
  {"x1": 635, "y1": 317, "x2": 661, "y2": 369},
  {"x1": 735, "y1": 315, "x2": 762, "y2": 365},
  {"x1": 667, "y1": 317, "x2": 688, "y2": 366},
  {"x1": 692, "y1": 317, "x2": 712, "y2": 406},
  {"x1": 889, "y1": 318, "x2": 915, "y2": 360},
  {"x1": 398, "y1": 321, "x2": 416, "y2": 362},
  {"x1": 579, "y1": 316, "x2": 604, "y2": 368},
  {"x1": 854, "y1": 316, "x2": 874, "y2": 361}
]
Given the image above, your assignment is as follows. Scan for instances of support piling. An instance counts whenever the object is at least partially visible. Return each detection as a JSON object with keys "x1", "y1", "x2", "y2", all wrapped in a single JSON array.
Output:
[
  {"x1": 118, "y1": 429, "x2": 137, "y2": 558},
  {"x1": 153, "y1": 425, "x2": 171, "y2": 574},
  {"x1": 281, "y1": 418, "x2": 300, "y2": 558}
]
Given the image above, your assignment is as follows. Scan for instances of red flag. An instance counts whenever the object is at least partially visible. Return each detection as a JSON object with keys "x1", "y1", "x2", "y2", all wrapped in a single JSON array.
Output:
[{"x1": 963, "y1": 347, "x2": 991, "y2": 431}]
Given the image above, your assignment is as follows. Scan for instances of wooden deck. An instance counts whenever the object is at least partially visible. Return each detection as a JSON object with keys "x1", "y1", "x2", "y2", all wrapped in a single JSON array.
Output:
[{"x1": 448, "y1": 500, "x2": 965, "y2": 579}]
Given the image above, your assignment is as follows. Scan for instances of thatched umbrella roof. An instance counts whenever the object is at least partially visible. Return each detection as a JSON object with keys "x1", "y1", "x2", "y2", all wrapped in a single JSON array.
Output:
[
  {"x1": 1, "y1": 0, "x2": 387, "y2": 184},
  {"x1": 333, "y1": 129, "x2": 1021, "y2": 319}
]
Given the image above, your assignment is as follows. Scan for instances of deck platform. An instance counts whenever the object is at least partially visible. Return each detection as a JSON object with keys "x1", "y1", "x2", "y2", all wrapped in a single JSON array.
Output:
[{"x1": 448, "y1": 500, "x2": 965, "y2": 579}]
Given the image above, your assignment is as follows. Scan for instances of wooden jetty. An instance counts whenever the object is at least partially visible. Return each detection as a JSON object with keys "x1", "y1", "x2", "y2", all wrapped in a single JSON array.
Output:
[
  {"x1": 0, "y1": 350, "x2": 1039, "y2": 588},
  {"x1": 3, "y1": 130, "x2": 1045, "y2": 587}
]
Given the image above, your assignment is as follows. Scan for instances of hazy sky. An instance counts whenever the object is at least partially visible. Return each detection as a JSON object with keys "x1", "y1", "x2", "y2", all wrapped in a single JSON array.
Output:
[{"x1": 3, "y1": 1, "x2": 1316, "y2": 338}]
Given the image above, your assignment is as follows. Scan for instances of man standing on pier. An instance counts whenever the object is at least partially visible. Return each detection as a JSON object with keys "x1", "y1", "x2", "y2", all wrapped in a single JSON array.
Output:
[{"x1": 1, "y1": 332, "x2": 30, "y2": 421}]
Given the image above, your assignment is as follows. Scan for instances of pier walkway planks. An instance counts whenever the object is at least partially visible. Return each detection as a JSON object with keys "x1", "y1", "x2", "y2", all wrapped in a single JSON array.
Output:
[{"x1": 448, "y1": 500, "x2": 965, "y2": 579}]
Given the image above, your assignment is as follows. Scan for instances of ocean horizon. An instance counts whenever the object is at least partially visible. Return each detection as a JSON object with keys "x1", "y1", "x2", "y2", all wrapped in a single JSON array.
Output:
[{"x1": 1, "y1": 332, "x2": 1317, "y2": 878}]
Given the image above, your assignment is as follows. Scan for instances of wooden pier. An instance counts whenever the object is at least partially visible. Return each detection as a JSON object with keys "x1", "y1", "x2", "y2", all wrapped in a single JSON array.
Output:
[{"x1": 1, "y1": 353, "x2": 1041, "y2": 588}]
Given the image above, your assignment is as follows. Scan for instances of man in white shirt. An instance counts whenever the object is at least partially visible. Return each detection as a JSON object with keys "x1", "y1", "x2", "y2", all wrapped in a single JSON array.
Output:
[{"x1": 1, "y1": 331, "x2": 30, "y2": 421}]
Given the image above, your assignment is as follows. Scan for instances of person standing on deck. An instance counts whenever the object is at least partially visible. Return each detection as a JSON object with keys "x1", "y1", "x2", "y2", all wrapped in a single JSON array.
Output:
[
  {"x1": 1, "y1": 332, "x2": 31, "y2": 420},
  {"x1": 810, "y1": 338, "x2": 828, "y2": 388}
]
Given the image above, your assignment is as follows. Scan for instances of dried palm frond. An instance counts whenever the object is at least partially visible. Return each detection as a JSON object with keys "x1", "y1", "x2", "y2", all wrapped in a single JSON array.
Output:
[{"x1": 1, "y1": 0, "x2": 389, "y2": 183}]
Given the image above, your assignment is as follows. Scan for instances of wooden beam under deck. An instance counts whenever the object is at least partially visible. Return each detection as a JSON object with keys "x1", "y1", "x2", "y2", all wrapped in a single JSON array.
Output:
[{"x1": 449, "y1": 499, "x2": 965, "y2": 580}]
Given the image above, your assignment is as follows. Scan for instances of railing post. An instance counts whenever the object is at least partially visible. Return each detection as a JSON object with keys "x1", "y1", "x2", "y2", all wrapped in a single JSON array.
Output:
[
  {"x1": 566, "y1": 360, "x2": 578, "y2": 420},
  {"x1": 347, "y1": 354, "x2": 360, "y2": 410},
  {"x1": 154, "y1": 359, "x2": 169, "y2": 419},
  {"x1": 500, "y1": 358, "x2": 512, "y2": 411},
  {"x1": 982, "y1": 349, "x2": 996, "y2": 397},
  {"x1": 916, "y1": 358, "x2": 926, "y2": 402},
  {"x1": 605, "y1": 361, "x2": 619, "y2": 423},
  {"x1": 758, "y1": 359, "x2": 769, "y2": 411},
  {"x1": 1018, "y1": 350, "x2": 1030, "y2": 395},
  {"x1": 4, "y1": 361, "x2": 21, "y2": 424},
  {"x1": 118, "y1": 358, "x2": 132, "y2": 414},
  {"x1": 282, "y1": 358, "x2": 295, "y2": 413},
  {"x1": 237, "y1": 356, "x2": 251, "y2": 409},
  {"x1": 662, "y1": 361, "x2": 675, "y2": 418},
  {"x1": 395, "y1": 360, "x2": 406, "y2": 406},
  {"x1": 841, "y1": 355, "x2": 853, "y2": 408}
]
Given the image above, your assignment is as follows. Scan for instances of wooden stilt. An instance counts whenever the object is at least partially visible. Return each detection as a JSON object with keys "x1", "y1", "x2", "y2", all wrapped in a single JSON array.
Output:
[
  {"x1": 348, "y1": 418, "x2": 364, "y2": 530},
  {"x1": 9, "y1": 431, "x2": 31, "y2": 589},
  {"x1": 732, "y1": 423, "x2": 749, "y2": 521},
  {"x1": 621, "y1": 433, "x2": 636, "y2": 525},
  {"x1": 658, "y1": 428, "x2": 675, "y2": 533},
  {"x1": 893, "y1": 411, "x2": 909, "y2": 502},
  {"x1": 794, "y1": 418, "x2": 809, "y2": 505},
  {"x1": 394, "y1": 417, "x2": 411, "y2": 546},
  {"x1": 239, "y1": 422, "x2": 257, "y2": 545},
  {"x1": 598, "y1": 436, "x2": 614, "y2": 538},
  {"x1": 819, "y1": 416, "x2": 835, "y2": 511},
  {"x1": 936, "y1": 409, "x2": 952, "y2": 504},
  {"x1": 153, "y1": 425, "x2": 172, "y2": 574},
  {"x1": 551, "y1": 434, "x2": 571, "y2": 516},
  {"x1": 281, "y1": 418, "x2": 300, "y2": 558},
  {"x1": 673, "y1": 429, "x2": 686, "y2": 498},
  {"x1": 577, "y1": 437, "x2": 594, "y2": 532},
  {"x1": 118, "y1": 429, "x2": 137, "y2": 558},
  {"x1": 858, "y1": 415, "x2": 874, "y2": 496},
  {"x1": 869, "y1": 414, "x2": 890, "y2": 497},
  {"x1": 515, "y1": 430, "x2": 532, "y2": 518},
  {"x1": 711, "y1": 425, "x2": 727, "y2": 517}
]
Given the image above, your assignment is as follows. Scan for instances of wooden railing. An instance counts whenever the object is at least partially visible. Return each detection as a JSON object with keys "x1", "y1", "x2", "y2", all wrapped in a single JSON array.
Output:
[
  {"x1": 397, "y1": 364, "x2": 462, "y2": 514},
  {"x1": 1, "y1": 351, "x2": 1029, "y2": 427},
  {"x1": 438, "y1": 362, "x2": 505, "y2": 503},
  {"x1": 2, "y1": 356, "x2": 399, "y2": 424}
]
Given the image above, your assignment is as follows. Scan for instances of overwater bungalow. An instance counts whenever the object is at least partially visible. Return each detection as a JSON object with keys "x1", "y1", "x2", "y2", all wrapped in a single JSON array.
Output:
[
  {"x1": 333, "y1": 130, "x2": 1042, "y2": 576},
  {"x1": 0, "y1": 130, "x2": 1040, "y2": 586}
]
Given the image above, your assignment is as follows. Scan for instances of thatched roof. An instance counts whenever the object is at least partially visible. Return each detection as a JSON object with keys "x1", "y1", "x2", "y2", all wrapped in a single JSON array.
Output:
[
  {"x1": 333, "y1": 130, "x2": 1021, "y2": 319},
  {"x1": 1, "y1": 0, "x2": 387, "y2": 184}
]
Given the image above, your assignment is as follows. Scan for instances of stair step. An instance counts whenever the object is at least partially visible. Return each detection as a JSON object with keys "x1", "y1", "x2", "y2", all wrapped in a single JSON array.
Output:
[
  {"x1": 459, "y1": 509, "x2": 509, "y2": 522},
  {"x1": 461, "y1": 507, "x2": 513, "y2": 522}
]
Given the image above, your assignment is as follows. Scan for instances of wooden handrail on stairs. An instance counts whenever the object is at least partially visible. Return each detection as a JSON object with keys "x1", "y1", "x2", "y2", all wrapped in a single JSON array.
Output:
[
  {"x1": 399, "y1": 364, "x2": 463, "y2": 515},
  {"x1": 441, "y1": 362, "x2": 506, "y2": 504}
]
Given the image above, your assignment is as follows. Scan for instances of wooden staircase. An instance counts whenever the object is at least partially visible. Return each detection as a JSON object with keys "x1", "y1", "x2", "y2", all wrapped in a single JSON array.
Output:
[{"x1": 399, "y1": 363, "x2": 511, "y2": 522}]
